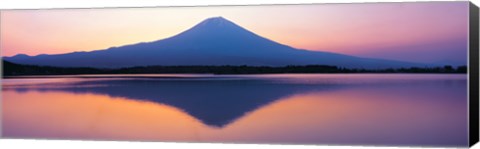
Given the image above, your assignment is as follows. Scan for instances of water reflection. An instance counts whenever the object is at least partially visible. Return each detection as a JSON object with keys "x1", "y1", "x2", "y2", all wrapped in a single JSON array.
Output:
[{"x1": 2, "y1": 74, "x2": 468, "y2": 147}]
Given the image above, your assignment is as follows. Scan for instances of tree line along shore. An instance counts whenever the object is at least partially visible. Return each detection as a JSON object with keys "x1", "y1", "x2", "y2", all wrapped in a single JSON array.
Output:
[{"x1": 3, "y1": 60, "x2": 467, "y2": 77}]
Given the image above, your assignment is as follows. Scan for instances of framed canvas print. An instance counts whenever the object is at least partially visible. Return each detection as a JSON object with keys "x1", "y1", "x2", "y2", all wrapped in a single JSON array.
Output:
[{"x1": 1, "y1": 1, "x2": 479, "y2": 148}]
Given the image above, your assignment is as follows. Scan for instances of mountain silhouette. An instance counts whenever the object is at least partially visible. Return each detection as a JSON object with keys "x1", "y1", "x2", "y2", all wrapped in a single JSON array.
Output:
[{"x1": 4, "y1": 17, "x2": 425, "y2": 69}]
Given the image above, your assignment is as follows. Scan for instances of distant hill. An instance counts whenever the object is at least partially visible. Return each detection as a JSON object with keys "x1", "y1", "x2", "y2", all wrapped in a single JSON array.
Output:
[
  {"x1": 4, "y1": 17, "x2": 427, "y2": 69},
  {"x1": 3, "y1": 60, "x2": 103, "y2": 76}
]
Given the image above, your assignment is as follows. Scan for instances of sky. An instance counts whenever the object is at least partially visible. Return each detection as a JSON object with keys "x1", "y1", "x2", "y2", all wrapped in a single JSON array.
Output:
[{"x1": 0, "y1": 2, "x2": 469, "y2": 65}]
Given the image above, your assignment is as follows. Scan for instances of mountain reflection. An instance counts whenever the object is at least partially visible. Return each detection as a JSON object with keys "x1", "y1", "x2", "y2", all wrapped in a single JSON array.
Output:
[
  {"x1": 3, "y1": 74, "x2": 469, "y2": 146},
  {"x1": 4, "y1": 77, "x2": 350, "y2": 127}
]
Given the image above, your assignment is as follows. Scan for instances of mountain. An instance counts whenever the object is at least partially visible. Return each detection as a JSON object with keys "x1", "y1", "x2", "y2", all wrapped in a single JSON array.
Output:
[{"x1": 4, "y1": 17, "x2": 426, "y2": 69}]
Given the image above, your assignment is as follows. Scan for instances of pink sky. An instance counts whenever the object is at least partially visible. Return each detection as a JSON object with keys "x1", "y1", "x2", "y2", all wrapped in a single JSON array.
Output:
[{"x1": 0, "y1": 2, "x2": 469, "y2": 64}]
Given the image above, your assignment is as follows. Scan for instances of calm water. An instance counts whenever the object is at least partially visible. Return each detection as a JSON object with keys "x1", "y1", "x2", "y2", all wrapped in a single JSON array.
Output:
[{"x1": 1, "y1": 74, "x2": 468, "y2": 147}]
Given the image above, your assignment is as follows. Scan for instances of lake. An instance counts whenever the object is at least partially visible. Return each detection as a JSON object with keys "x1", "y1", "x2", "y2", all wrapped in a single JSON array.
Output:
[{"x1": 1, "y1": 74, "x2": 468, "y2": 147}]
